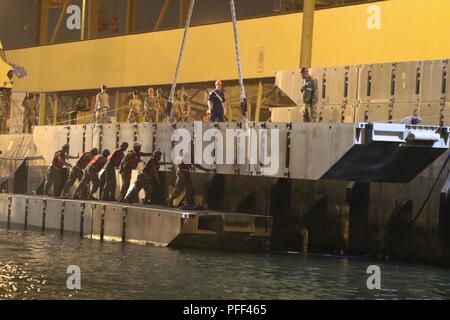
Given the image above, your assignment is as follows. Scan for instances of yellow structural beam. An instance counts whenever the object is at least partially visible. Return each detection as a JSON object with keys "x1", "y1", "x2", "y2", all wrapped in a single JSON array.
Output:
[
  {"x1": 39, "y1": 0, "x2": 50, "y2": 45},
  {"x1": 300, "y1": 0, "x2": 315, "y2": 68},
  {"x1": 6, "y1": 0, "x2": 450, "y2": 93}
]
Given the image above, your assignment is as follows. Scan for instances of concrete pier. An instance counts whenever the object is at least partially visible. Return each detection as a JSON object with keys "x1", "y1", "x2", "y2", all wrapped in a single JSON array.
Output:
[{"x1": 0, "y1": 194, "x2": 272, "y2": 251}]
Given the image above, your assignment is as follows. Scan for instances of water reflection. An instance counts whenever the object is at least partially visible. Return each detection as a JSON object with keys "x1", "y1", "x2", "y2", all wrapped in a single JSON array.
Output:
[{"x1": 0, "y1": 229, "x2": 449, "y2": 300}]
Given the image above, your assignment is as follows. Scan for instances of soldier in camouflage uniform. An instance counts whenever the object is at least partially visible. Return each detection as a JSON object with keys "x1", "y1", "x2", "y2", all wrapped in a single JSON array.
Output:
[
  {"x1": 22, "y1": 93, "x2": 38, "y2": 134},
  {"x1": 155, "y1": 89, "x2": 167, "y2": 123},
  {"x1": 127, "y1": 90, "x2": 143, "y2": 123},
  {"x1": 0, "y1": 90, "x2": 10, "y2": 134},
  {"x1": 143, "y1": 88, "x2": 157, "y2": 123},
  {"x1": 301, "y1": 67, "x2": 319, "y2": 123}
]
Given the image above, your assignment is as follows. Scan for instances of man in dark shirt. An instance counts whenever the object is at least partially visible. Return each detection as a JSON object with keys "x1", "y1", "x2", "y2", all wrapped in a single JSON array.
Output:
[
  {"x1": 124, "y1": 150, "x2": 170, "y2": 204},
  {"x1": 301, "y1": 67, "x2": 319, "y2": 123},
  {"x1": 101, "y1": 142, "x2": 129, "y2": 201},
  {"x1": 207, "y1": 80, "x2": 227, "y2": 123}
]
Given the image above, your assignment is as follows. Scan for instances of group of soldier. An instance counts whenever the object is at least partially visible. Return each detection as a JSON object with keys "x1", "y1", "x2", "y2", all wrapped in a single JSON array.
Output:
[
  {"x1": 0, "y1": 91, "x2": 38, "y2": 135},
  {"x1": 94, "y1": 80, "x2": 227, "y2": 125},
  {"x1": 43, "y1": 141, "x2": 212, "y2": 208}
]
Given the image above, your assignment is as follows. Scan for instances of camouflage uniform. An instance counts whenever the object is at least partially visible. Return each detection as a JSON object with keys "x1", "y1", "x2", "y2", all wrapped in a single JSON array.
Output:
[
  {"x1": 22, "y1": 96, "x2": 37, "y2": 134},
  {"x1": 0, "y1": 92, "x2": 9, "y2": 134},
  {"x1": 95, "y1": 92, "x2": 110, "y2": 124},
  {"x1": 155, "y1": 95, "x2": 167, "y2": 122},
  {"x1": 302, "y1": 75, "x2": 319, "y2": 123},
  {"x1": 127, "y1": 97, "x2": 143, "y2": 123},
  {"x1": 167, "y1": 164, "x2": 195, "y2": 207},
  {"x1": 143, "y1": 95, "x2": 157, "y2": 123}
]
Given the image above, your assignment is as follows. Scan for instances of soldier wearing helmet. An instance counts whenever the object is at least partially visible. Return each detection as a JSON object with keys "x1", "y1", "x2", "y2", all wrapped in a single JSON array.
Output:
[
  {"x1": 127, "y1": 90, "x2": 143, "y2": 123},
  {"x1": 74, "y1": 149, "x2": 111, "y2": 200},
  {"x1": 44, "y1": 144, "x2": 78, "y2": 197},
  {"x1": 207, "y1": 80, "x2": 227, "y2": 123},
  {"x1": 144, "y1": 88, "x2": 157, "y2": 123},
  {"x1": 155, "y1": 88, "x2": 167, "y2": 122},
  {"x1": 60, "y1": 148, "x2": 99, "y2": 199},
  {"x1": 101, "y1": 141, "x2": 129, "y2": 201},
  {"x1": 301, "y1": 67, "x2": 319, "y2": 123},
  {"x1": 119, "y1": 142, "x2": 153, "y2": 201},
  {"x1": 124, "y1": 150, "x2": 170, "y2": 205}
]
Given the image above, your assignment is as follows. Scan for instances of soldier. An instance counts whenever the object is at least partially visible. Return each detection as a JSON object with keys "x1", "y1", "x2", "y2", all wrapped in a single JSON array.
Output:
[
  {"x1": 143, "y1": 88, "x2": 157, "y2": 123},
  {"x1": 0, "y1": 90, "x2": 10, "y2": 134},
  {"x1": 181, "y1": 93, "x2": 195, "y2": 122},
  {"x1": 301, "y1": 67, "x2": 319, "y2": 123},
  {"x1": 95, "y1": 85, "x2": 110, "y2": 124},
  {"x1": 101, "y1": 142, "x2": 129, "y2": 201},
  {"x1": 127, "y1": 90, "x2": 143, "y2": 123},
  {"x1": 167, "y1": 149, "x2": 212, "y2": 208},
  {"x1": 119, "y1": 142, "x2": 153, "y2": 202},
  {"x1": 22, "y1": 93, "x2": 38, "y2": 134},
  {"x1": 60, "y1": 148, "x2": 99, "y2": 199},
  {"x1": 155, "y1": 88, "x2": 167, "y2": 123},
  {"x1": 74, "y1": 149, "x2": 110, "y2": 200},
  {"x1": 124, "y1": 150, "x2": 170, "y2": 204},
  {"x1": 207, "y1": 80, "x2": 227, "y2": 123},
  {"x1": 44, "y1": 144, "x2": 78, "y2": 197}
]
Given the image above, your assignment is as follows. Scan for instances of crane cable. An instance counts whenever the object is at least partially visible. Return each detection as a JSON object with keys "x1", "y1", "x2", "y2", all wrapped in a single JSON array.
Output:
[
  {"x1": 166, "y1": 0, "x2": 248, "y2": 121},
  {"x1": 166, "y1": 0, "x2": 196, "y2": 118},
  {"x1": 230, "y1": 0, "x2": 247, "y2": 120}
]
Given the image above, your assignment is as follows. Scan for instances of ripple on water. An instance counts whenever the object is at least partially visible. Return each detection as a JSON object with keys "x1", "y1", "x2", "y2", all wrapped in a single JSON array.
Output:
[{"x1": 1, "y1": 229, "x2": 450, "y2": 299}]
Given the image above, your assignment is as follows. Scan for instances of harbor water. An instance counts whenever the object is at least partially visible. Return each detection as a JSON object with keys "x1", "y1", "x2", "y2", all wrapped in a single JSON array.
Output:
[{"x1": 0, "y1": 228, "x2": 450, "y2": 300}]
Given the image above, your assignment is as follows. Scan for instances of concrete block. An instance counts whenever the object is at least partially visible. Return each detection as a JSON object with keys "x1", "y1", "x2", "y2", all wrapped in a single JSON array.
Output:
[
  {"x1": 126, "y1": 207, "x2": 181, "y2": 246},
  {"x1": 10, "y1": 196, "x2": 26, "y2": 226},
  {"x1": 104, "y1": 205, "x2": 125, "y2": 241},
  {"x1": 0, "y1": 195, "x2": 9, "y2": 224},
  {"x1": 27, "y1": 198, "x2": 44, "y2": 229},
  {"x1": 63, "y1": 201, "x2": 83, "y2": 233},
  {"x1": 45, "y1": 199, "x2": 63, "y2": 231}
]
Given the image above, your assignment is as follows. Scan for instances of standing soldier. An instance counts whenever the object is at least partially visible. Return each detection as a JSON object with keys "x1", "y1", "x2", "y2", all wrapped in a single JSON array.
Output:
[
  {"x1": 207, "y1": 80, "x2": 227, "y2": 123},
  {"x1": 60, "y1": 148, "x2": 99, "y2": 199},
  {"x1": 155, "y1": 88, "x2": 166, "y2": 123},
  {"x1": 95, "y1": 85, "x2": 110, "y2": 124},
  {"x1": 44, "y1": 144, "x2": 78, "y2": 197},
  {"x1": 0, "y1": 90, "x2": 10, "y2": 134},
  {"x1": 127, "y1": 90, "x2": 143, "y2": 123},
  {"x1": 301, "y1": 67, "x2": 319, "y2": 123},
  {"x1": 101, "y1": 142, "x2": 129, "y2": 201},
  {"x1": 143, "y1": 88, "x2": 157, "y2": 123},
  {"x1": 166, "y1": 149, "x2": 212, "y2": 209},
  {"x1": 22, "y1": 93, "x2": 38, "y2": 134},
  {"x1": 119, "y1": 142, "x2": 153, "y2": 202},
  {"x1": 73, "y1": 149, "x2": 110, "y2": 200},
  {"x1": 124, "y1": 150, "x2": 170, "y2": 204},
  {"x1": 169, "y1": 92, "x2": 183, "y2": 123},
  {"x1": 181, "y1": 93, "x2": 195, "y2": 122}
]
